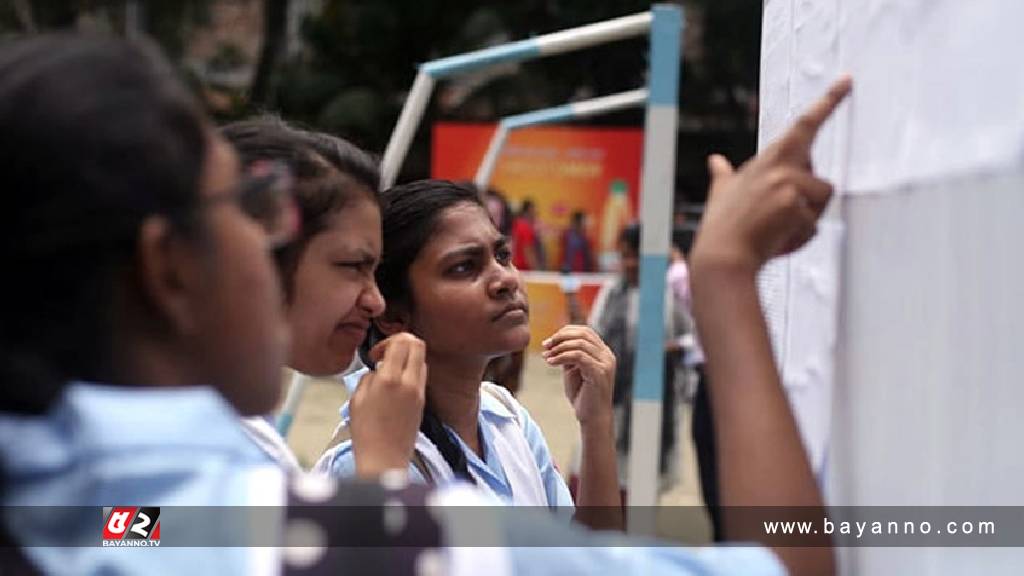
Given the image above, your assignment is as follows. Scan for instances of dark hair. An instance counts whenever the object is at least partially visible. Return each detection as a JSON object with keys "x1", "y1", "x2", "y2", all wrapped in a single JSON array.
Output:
[
  {"x1": 519, "y1": 198, "x2": 535, "y2": 217},
  {"x1": 619, "y1": 222, "x2": 641, "y2": 253},
  {"x1": 481, "y1": 186, "x2": 512, "y2": 236},
  {"x1": 0, "y1": 35, "x2": 208, "y2": 414},
  {"x1": 672, "y1": 223, "x2": 697, "y2": 256},
  {"x1": 375, "y1": 179, "x2": 486, "y2": 484},
  {"x1": 375, "y1": 179, "x2": 483, "y2": 312},
  {"x1": 571, "y1": 210, "x2": 586, "y2": 227},
  {"x1": 221, "y1": 116, "x2": 379, "y2": 297}
]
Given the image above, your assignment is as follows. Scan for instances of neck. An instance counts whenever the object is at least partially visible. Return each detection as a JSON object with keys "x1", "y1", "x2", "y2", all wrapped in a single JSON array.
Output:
[
  {"x1": 424, "y1": 353, "x2": 488, "y2": 456},
  {"x1": 109, "y1": 314, "x2": 206, "y2": 390}
]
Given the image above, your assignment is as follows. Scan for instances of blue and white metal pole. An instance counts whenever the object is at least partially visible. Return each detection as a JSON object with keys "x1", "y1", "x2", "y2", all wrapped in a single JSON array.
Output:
[
  {"x1": 474, "y1": 89, "x2": 649, "y2": 188},
  {"x1": 275, "y1": 372, "x2": 308, "y2": 437},
  {"x1": 381, "y1": 11, "x2": 653, "y2": 188},
  {"x1": 380, "y1": 72, "x2": 435, "y2": 189},
  {"x1": 627, "y1": 4, "x2": 683, "y2": 528}
]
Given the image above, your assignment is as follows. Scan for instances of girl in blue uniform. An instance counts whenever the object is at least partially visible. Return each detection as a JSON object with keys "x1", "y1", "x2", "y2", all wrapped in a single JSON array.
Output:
[
  {"x1": 318, "y1": 180, "x2": 624, "y2": 530},
  {"x1": 0, "y1": 32, "x2": 849, "y2": 575},
  {"x1": 222, "y1": 117, "x2": 428, "y2": 477}
]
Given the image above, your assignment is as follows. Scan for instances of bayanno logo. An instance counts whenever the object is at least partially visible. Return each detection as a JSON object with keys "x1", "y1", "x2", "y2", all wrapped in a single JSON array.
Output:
[{"x1": 101, "y1": 507, "x2": 161, "y2": 547}]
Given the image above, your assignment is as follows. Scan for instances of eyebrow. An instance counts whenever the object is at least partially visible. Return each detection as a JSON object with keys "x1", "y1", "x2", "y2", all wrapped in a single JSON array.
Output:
[
  {"x1": 335, "y1": 247, "x2": 378, "y2": 264},
  {"x1": 440, "y1": 236, "x2": 507, "y2": 262}
]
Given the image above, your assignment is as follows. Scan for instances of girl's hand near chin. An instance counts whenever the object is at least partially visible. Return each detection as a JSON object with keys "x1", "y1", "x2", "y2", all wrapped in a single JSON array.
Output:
[{"x1": 349, "y1": 332, "x2": 427, "y2": 478}]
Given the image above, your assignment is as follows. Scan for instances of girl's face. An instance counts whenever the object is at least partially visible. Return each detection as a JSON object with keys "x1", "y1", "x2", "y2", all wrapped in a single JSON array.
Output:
[
  {"x1": 287, "y1": 196, "x2": 385, "y2": 376},
  {"x1": 191, "y1": 133, "x2": 289, "y2": 416},
  {"x1": 402, "y1": 202, "x2": 530, "y2": 360}
]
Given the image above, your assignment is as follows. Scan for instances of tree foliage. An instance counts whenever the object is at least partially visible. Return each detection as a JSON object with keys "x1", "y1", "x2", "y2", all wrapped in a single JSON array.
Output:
[{"x1": 0, "y1": 0, "x2": 761, "y2": 204}]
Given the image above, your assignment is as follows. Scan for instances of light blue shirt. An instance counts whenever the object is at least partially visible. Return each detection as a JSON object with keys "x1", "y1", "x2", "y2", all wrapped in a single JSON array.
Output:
[
  {"x1": 317, "y1": 368, "x2": 574, "y2": 510},
  {"x1": 0, "y1": 382, "x2": 280, "y2": 575},
  {"x1": 0, "y1": 381, "x2": 786, "y2": 576}
]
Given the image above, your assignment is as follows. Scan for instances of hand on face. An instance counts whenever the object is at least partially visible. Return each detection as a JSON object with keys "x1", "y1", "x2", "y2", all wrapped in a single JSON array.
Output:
[
  {"x1": 348, "y1": 332, "x2": 427, "y2": 478},
  {"x1": 542, "y1": 325, "x2": 616, "y2": 432},
  {"x1": 692, "y1": 77, "x2": 852, "y2": 275}
]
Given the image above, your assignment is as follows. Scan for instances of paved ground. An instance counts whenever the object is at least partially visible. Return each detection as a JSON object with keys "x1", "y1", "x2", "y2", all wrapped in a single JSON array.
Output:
[{"x1": 285, "y1": 352, "x2": 712, "y2": 544}]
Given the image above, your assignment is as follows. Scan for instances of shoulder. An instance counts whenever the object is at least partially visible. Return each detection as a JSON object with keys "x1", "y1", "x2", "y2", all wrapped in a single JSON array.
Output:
[
  {"x1": 239, "y1": 416, "x2": 301, "y2": 471},
  {"x1": 313, "y1": 438, "x2": 358, "y2": 477},
  {"x1": 480, "y1": 383, "x2": 550, "y2": 462},
  {"x1": 480, "y1": 382, "x2": 534, "y2": 431},
  {"x1": 513, "y1": 218, "x2": 534, "y2": 235},
  {"x1": 313, "y1": 432, "x2": 433, "y2": 485}
]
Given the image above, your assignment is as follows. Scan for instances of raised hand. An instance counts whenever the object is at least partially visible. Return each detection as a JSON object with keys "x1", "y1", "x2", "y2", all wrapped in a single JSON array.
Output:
[
  {"x1": 688, "y1": 77, "x2": 852, "y2": 576},
  {"x1": 349, "y1": 332, "x2": 427, "y2": 478},
  {"x1": 693, "y1": 76, "x2": 852, "y2": 274},
  {"x1": 542, "y1": 325, "x2": 616, "y2": 431}
]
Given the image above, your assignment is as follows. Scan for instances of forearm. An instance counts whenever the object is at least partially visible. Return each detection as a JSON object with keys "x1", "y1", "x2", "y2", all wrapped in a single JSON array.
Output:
[
  {"x1": 353, "y1": 441, "x2": 413, "y2": 479},
  {"x1": 690, "y1": 258, "x2": 832, "y2": 575},
  {"x1": 573, "y1": 420, "x2": 624, "y2": 531}
]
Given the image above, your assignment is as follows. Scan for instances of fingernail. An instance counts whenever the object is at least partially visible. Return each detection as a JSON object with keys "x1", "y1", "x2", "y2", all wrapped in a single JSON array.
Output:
[{"x1": 542, "y1": 338, "x2": 552, "y2": 347}]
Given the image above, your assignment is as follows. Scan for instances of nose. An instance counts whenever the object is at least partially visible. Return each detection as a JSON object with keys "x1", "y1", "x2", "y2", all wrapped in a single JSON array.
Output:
[
  {"x1": 487, "y1": 261, "x2": 520, "y2": 300},
  {"x1": 359, "y1": 280, "x2": 386, "y2": 317}
]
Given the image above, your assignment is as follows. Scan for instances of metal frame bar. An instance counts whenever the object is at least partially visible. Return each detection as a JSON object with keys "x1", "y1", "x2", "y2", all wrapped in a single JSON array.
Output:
[
  {"x1": 374, "y1": 5, "x2": 684, "y2": 520},
  {"x1": 473, "y1": 88, "x2": 649, "y2": 188},
  {"x1": 380, "y1": 11, "x2": 654, "y2": 188}
]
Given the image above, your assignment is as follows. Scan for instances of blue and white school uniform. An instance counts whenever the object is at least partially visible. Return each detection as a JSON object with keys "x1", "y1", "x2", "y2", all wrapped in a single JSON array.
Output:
[
  {"x1": 316, "y1": 368, "x2": 574, "y2": 511},
  {"x1": 0, "y1": 382, "x2": 284, "y2": 575},
  {"x1": 0, "y1": 382, "x2": 786, "y2": 576}
]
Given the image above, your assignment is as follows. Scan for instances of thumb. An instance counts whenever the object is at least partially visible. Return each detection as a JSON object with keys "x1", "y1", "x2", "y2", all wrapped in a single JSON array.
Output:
[
  {"x1": 356, "y1": 370, "x2": 374, "y2": 392},
  {"x1": 368, "y1": 338, "x2": 389, "y2": 363},
  {"x1": 707, "y1": 154, "x2": 735, "y2": 183}
]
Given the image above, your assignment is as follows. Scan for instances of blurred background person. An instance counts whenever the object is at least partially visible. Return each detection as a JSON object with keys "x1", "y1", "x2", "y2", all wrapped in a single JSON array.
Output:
[
  {"x1": 589, "y1": 223, "x2": 693, "y2": 496},
  {"x1": 511, "y1": 198, "x2": 544, "y2": 271},
  {"x1": 559, "y1": 210, "x2": 595, "y2": 273}
]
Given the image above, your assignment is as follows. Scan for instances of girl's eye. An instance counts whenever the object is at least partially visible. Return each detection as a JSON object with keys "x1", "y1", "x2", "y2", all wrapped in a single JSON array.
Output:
[
  {"x1": 335, "y1": 261, "x2": 367, "y2": 273},
  {"x1": 449, "y1": 260, "x2": 475, "y2": 275},
  {"x1": 496, "y1": 247, "x2": 512, "y2": 265}
]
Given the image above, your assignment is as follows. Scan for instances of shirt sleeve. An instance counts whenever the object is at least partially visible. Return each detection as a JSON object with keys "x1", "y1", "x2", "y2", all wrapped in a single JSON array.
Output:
[
  {"x1": 433, "y1": 485, "x2": 787, "y2": 576},
  {"x1": 314, "y1": 440, "x2": 428, "y2": 484},
  {"x1": 506, "y1": 545, "x2": 787, "y2": 576}
]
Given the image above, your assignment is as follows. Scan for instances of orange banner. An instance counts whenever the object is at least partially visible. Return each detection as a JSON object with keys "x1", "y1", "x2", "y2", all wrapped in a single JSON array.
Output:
[
  {"x1": 433, "y1": 123, "x2": 640, "y2": 349},
  {"x1": 432, "y1": 122, "x2": 643, "y2": 272}
]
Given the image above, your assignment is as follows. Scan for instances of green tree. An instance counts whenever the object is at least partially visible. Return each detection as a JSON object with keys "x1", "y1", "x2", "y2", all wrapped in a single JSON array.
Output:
[{"x1": 272, "y1": 0, "x2": 759, "y2": 204}]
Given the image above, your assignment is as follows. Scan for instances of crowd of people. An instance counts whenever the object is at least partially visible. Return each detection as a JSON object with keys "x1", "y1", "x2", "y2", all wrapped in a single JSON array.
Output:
[{"x1": 0, "y1": 33, "x2": 850, "y2": 575}]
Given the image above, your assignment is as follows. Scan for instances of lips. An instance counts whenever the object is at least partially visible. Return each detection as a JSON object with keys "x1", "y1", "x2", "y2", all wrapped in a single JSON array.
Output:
[
  {"x1": 492, "y1": 301, "x2": 529, "y2": 321},
  {"x1": 337, "y1": 321, "x2": 370, "y2": 336}
]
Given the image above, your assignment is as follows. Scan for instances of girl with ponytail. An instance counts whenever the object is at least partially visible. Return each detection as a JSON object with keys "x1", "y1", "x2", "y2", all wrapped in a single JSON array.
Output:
[{"x1": 318, "y1": 180, "x2": 623, "y2": 530}]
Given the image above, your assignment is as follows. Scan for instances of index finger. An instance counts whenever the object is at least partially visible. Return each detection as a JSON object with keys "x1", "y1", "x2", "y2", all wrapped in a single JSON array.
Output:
[
  {"x1": 542, "y1": 324, "x2": 604, "y2": 349},
  {"x1": 782, "y1": 76, "x2": 852, "y2": 152},
  {"x1": 369, "y1": 333, "x2": 409, "y2": 365}
]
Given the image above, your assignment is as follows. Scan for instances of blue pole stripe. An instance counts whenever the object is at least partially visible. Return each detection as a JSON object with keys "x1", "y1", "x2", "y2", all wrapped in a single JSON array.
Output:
[
  {"x1": 275, "y1": 413, "x2": 294, "y2": 437},
  {"x1": 633, "y1": 253, "x2": 670, "y2": 401},
  {"x1": 422, "y1": 40, "x2": 541, "y2": 78},
  {"x1": 648, "y1": 5, "x2": 683, "y2": 106},
  {"x1": 503, "y1": 105, "x2": 575, "y2": 129}
]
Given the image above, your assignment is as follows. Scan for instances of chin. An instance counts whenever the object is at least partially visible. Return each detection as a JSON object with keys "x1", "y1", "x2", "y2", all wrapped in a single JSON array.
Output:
[
  {"x1": 292, "y1": 349, "x2": 355, "y2": 378},
  {"x1": 501, "y1": 328, "x2": 531, "y2": 352}
]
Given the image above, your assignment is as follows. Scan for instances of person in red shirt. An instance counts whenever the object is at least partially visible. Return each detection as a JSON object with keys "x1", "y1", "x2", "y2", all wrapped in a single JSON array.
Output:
[{"x1": 511, "y1": 199, "x2": 543, "y2": 270}]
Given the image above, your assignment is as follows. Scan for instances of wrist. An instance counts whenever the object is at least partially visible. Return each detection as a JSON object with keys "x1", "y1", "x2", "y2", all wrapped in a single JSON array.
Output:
[
  {"x1": 355, "y1": 462, "x2": 409, "y2": 481},
  {"x1": 354, "y1": 447, "x2": 410, "y2": 479},
  {"x1": 579, "y1": 412, "x2": 615, "y2": 437},
  {"x1": 690, "y1": 246, "x2": 760, "y2": 287}
]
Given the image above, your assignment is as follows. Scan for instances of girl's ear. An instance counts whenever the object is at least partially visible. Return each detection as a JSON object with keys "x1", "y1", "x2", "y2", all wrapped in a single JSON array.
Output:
[{"x1": 374, "y1": 304, "x2": 409, "y2": 337}]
